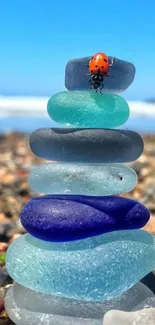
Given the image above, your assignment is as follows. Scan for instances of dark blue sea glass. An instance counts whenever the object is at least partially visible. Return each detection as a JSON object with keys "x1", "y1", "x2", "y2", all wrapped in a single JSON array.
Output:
[{"x1": 20, "y1": 195, "x2": 150, "y2": 242}]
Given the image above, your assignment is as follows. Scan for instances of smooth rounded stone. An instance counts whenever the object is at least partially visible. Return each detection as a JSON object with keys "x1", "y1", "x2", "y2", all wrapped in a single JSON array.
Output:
[
  {"x1": 29, "y1": 128, "x2": 144, "y2": 163},
  {"x1": 47, "y1": 91, "x2": 130, "y2": 128},
  {"x1": 4, "y1": 282, "x2": 155, "y2": 321},
  {"x1": 5, "y1": 287, "x2": 100, "y2": 325},
  {"x1": 28, "y1": 163, "x2": 137, "y2": 195},
  {"x1": 20, "y1": 195, "x2": 150, "y2": 242},
  {"x1": 65, "y1": 56, "x2": 136, "y2": 92},
  {"x1": 103, "y1": 308, "x2": 155, "y2": 325},
  {"x1": 6, "y1": 230, "x2": 155, "y2": 301}
]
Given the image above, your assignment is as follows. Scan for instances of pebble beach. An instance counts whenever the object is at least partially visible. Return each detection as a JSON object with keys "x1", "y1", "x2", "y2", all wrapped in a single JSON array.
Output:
[{"x1": 0, "y1": 131, "x2": 155, "y2": 323}]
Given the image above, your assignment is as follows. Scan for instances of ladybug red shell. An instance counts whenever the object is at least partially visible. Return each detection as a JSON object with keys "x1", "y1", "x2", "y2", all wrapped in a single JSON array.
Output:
[{"x1": 89, "y1": 52, "x2": 109, "y2": 75}]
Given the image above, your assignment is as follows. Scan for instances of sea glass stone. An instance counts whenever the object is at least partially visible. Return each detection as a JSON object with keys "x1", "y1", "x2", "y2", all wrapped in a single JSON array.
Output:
[
  {"x1": 28, "y1": 163, "x2": 137, "y2": 195},
  {"x1": 5, "y1": 287, "x2": 100, "y2": 325},
  {"x1": 20, "y1": 195, "x2": 150, "y2": 242},
  {"x1": 133, "y1": 297, "x2": 155, "y2": 311},
  {"x1": 65, "y1": 56, "x2": 136, "y2": 92},
  {"x1": 47, "y1": 91, "x2": 130, "y2": 128},
  {"x1": 6, "y1": 230, "x2": 155, "y2": 301},
  {"x1": 103, "y1": 309, "x2": 155, "y2": 325},
  {"x1": 29, "y1": 128, "x2": 144, "y2": 163},
  {"x1": 4, "y1": 283, "x2": 154, "y2": 325}
]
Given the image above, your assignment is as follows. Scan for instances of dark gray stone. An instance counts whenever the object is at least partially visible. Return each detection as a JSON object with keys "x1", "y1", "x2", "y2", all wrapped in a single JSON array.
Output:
[
  {"x1": 0, "y1": 267, "x2": 12, "y2": 286},
  {"x1": 65, "y1": 56, "x2": 136, "y2": 92},
  {"x1": 141, "y1": 272, "x2": 155, "y2": 294},
  {"x1": 29, "y1": 128, "x2": 143, "y2": 163}
]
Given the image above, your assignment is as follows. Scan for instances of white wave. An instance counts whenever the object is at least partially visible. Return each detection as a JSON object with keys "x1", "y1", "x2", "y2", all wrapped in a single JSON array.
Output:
[
  {"x1": 0, "y1": 96, "x2": 155, "y2": 118},
  {"x1": 0, "y1": 96, "x2": 48, "y2": 117},
  {"x1": 129, "y1": 101, "x2": 155, "y2": 118}
]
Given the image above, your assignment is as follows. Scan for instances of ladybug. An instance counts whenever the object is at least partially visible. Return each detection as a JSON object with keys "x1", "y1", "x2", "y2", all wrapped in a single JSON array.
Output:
[{"x1": 87, "y1": 52, "x2": 115, "y2": 93}]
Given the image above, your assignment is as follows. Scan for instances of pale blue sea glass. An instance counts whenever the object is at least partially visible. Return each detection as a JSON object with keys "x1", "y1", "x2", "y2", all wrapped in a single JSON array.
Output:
[
  {"x1": 6, "y1": 230, "x2": 155, "y2": 301},
  {"x1": 28, "y1": 163, "x2": 137, "y2": 195},
  {"x1": 5, "y1": 283, "x2": 154, "y2": 325}
]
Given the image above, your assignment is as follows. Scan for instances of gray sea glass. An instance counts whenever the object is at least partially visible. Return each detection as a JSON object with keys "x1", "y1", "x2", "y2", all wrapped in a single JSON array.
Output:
[{"x1": 29, "y1": 128, "x2": 144, "y2": 163}]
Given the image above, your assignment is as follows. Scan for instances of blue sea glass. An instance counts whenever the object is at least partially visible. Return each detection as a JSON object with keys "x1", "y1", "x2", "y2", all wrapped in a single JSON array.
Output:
[
  {"x1": 20, "y1": 195, "x2": 150, "y2": 242},
  {"x1": 65, "y1": 56, "x2": 135, "y2": 92},
  {"x1": 47, "y1": 91, "x2": 130, "y2": 128},
  {"x1": 28, "y1": 163, "x2": 137, "y2": 195},
  {"x1": 5, "y1": 282, "x2": 154, "y2": 325},
  {"x1": 6, "y1": 230, "x2": 155, "y2": 301}
]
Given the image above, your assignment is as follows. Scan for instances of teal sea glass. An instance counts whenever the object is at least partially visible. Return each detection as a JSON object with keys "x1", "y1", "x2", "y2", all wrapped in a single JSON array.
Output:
[
  {"x1": 28, "y1": 163, "x2": 137, "y2": 195},
  {"x1": 6, "y1": 230, "x2": 155, "y2": 301},
  {"x1": 47, "y1": 91, "x2": 130, "y2": 128}
]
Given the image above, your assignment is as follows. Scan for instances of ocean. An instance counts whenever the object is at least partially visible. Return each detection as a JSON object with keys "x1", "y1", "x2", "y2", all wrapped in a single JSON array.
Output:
[{"x1": 0, "y1": 96, "x2": 155, "y2": 133}]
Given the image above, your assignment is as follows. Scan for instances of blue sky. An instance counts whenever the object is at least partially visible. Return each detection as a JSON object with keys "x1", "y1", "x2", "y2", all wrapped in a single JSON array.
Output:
[{"x1": 0, "y1": 0, "x2": 155, "y2": 100}]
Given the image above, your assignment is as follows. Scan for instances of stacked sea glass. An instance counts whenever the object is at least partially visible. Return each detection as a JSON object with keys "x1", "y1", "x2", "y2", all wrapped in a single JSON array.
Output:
[{"x1": 5, "y1": 56, "x2": 155, "y2": 324}]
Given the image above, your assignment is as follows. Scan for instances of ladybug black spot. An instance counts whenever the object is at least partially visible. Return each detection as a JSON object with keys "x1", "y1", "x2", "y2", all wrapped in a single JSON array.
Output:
[
  {"x1": 95, "y1": 65, "x2": 98, "y2": 68},
  {"x1": 91, "y1": 70, "x2": 93, "y2": 73},
  {"x1": 104, "y1": 59, "x2": 107, "y2": 62},
  {"x1": 101, "y1": 66, "x2": 104, "y2": 69}
]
